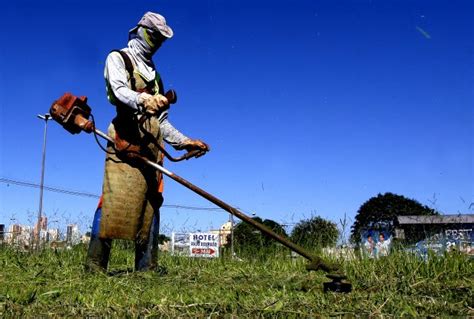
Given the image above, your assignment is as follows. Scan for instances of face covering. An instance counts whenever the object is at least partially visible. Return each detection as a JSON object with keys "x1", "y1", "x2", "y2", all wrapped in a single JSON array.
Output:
[
  {"x1": 126, "y1": 27, "x2": 160, "y2": 81},
  {"x1": 128, "y1": 27, "x2": 159, "y2": 62}
]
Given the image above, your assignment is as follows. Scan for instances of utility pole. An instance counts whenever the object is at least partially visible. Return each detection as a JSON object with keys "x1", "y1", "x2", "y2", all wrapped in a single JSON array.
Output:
[
  {"x1": 229, "y1": 213, "x2": 234, "y2": 258},
  {"x1": 36, "y1": 113, "x2": 51, "y2": 248}
]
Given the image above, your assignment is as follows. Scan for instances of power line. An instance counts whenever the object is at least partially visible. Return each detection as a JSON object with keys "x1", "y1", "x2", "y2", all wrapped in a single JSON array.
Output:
[
  {"x1": 0, "y1": 177, "x2": 223, "y2": 212},
  {"x1": 1, "y1": 178, "x2": 100, "y2": 198}
]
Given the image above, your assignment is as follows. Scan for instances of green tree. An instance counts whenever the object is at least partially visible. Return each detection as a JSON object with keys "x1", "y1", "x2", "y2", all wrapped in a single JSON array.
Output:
[
  {"x1": 228, "y1": 217, "x2": 287, "y2": 252},
  {"x1": 290, "y1": 216, "x2": 339, "y2": 249},
  {"x1": 350, "y1": 192, "x2": 438, "y2": 243},
  {"x1": 157, "y1": 234, "x2": 171, "y2": 245}
]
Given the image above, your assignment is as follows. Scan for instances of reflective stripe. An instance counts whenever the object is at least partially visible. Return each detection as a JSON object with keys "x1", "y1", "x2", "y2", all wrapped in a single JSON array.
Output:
[{"x1": 106, "y1": 80, "x2": 119, "y2": 105}]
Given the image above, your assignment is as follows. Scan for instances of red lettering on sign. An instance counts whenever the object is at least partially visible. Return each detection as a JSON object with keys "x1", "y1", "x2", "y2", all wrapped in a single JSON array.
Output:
[{"x1": 191, "y1": 248, "x2": 216, "y2": 255}]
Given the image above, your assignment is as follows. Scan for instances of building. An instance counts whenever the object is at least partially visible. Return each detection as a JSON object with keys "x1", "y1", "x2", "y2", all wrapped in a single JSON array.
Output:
[
  {"x1": 66, "y1": 224, "x2": 81, "y2": 246},
  {"x1": 34, "y1": 216, "x2": 48, "y2": 234},
  {"x1": 47, "y1": 228, "x2": 60, "y2": 242},
  {"x1": 6, "y1": 224, "x2": 33, "y2": 249},
  {"x1": 396, "y1": 214, "x2": 474, "y2": 255},
  {"x1": 209, "y1": 221, "x2": 232, "y2": 246}
]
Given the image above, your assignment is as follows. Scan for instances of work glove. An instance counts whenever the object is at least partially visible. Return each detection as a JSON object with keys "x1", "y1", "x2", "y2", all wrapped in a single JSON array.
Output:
[
  {"x1": 138, "y1": 93, "x2": 169, "y2": 115},
  {"x1": 179, "y1": 138, "x2": 211, "y2": 155}
]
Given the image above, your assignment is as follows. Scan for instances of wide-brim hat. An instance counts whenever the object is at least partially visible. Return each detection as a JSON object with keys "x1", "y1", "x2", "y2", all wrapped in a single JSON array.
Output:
[{"x1": 129, "y1": 11, "x2": 174, "y2": 39}]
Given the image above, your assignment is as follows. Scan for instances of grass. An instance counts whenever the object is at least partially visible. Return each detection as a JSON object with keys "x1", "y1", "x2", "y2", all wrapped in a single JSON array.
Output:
[{"x1": 0, "y1": 244, "x2": 473, "y2": 317}]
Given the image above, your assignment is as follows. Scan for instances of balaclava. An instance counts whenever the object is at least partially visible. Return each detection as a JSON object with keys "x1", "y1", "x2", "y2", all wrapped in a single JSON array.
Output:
[
  {"x1": 126, "y1": 11, "x2": 174, "y2": 82},
  {"x1": 129, "y1": 27, "x2": 158, "y2": 62}
]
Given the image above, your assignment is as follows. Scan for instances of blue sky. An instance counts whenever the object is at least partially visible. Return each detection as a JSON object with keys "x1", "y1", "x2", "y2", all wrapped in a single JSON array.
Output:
[{"x1": 1, "y1": 0, "x2": 473, "y2": 234}]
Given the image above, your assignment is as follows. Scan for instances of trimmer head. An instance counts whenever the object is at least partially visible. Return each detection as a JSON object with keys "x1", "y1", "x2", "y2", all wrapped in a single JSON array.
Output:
[
  {"x1": 306, "y1": 258, "x2": 352, "y2": 293},
  {"x1": 323, "y1": 274, "x2": 352, "y2": 293}
]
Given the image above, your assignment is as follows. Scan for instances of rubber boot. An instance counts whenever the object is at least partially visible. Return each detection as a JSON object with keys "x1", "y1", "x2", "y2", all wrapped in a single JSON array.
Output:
[{"x1": 85, "y1": 203, "x2": 112, "y2": 273}]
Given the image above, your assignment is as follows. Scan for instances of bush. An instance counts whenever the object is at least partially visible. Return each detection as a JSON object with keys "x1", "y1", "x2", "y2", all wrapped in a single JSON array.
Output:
[
  {"x1": 290, "y1": 216, "x2": 338, "y2": 250},
  {"x1": 227, "y1": 217, "x2": 288, "y2": 256}
]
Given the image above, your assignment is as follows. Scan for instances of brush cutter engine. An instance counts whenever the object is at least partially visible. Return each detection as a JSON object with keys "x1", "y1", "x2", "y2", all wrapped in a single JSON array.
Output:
[{"x1": 50, "y1": 93, "x2": 93, "y2": 134}]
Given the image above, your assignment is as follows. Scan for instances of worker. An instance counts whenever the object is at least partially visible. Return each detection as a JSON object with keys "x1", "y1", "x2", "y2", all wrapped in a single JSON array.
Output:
[{"x1": 85, "y1": 12, "x2": 209, "y2": 272}]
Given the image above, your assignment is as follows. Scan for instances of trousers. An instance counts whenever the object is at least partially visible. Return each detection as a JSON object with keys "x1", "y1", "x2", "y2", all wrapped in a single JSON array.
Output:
[{"x1": 85, "y1": 193, "x2": 162, "y2": 271}]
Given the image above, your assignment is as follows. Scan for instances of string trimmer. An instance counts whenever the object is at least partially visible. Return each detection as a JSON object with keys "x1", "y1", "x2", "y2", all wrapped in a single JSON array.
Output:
[{"x1": 48, "y1": 92, "x2": 352, "y2": 293}]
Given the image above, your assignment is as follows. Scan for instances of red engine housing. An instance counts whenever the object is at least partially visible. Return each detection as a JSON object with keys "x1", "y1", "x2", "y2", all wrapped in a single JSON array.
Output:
[{"x1": 50, "y1": 93, "x2": 93, "y2": 134}]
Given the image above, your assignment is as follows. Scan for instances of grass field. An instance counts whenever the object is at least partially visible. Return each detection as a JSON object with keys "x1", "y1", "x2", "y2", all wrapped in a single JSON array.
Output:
[{"x1": 1, "y1": 244, "x2": 472, "y2": 317}]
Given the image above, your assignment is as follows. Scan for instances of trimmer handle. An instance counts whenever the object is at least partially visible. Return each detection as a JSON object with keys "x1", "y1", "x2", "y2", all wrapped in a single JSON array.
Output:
[
  {"x1": 157, "y1": 147, "x2": 207, "y2": 163},
  {"x1": 173, "y1": 149, "x2": 207, "y2": 162},
  {"x1": 164, "y1": 89, "x2": 177, "y2": 105}
]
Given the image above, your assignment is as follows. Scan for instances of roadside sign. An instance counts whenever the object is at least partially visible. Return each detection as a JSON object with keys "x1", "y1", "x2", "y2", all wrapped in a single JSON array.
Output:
[
  {"x1": 171, "y1": 232, "x2": 220, "y2": 258},
  {"x1": 189, "y1": 233, "x2": 219, "y2": 258},
  {"x1": 171, "y1": 232, "x2": 191, "y2": 256}
]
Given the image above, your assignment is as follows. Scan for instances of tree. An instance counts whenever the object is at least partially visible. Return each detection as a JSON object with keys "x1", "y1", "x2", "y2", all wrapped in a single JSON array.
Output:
[
  {"x1": 290, "y1": 216, "x2": 339, "y2": 249},
  {"x1": 350, "y1": 192, "x2": 438, "y2": 243},
  {"x1": 260, "y1": 219, "x2": 288, "y2": 246},
  {"x1": 157, "y1": 234, "x2": 170, "y2": 245},
  {"x1": 228, "y1": 217, "x2": 288, "y2": 251}
]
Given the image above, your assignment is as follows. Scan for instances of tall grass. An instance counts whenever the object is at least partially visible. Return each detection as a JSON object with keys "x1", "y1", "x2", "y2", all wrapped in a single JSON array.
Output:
[{"x1": 0, "y1": 244, "x2": 472, "y2": 317}]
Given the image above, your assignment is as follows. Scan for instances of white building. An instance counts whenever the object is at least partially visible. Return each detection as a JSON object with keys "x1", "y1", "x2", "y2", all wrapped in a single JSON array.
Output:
[
  {"x1": 6, "y1": 224, "x2": 33, "y2": 249},
  {"x1": 47, "y1": 228, "x2": 60, "y2": 242},
  {"x1": 66, "y1": 224, "x2": 81, "y2": 246},
  {"x1": 209, "y1": 221, "x2": 232, "y2": 247}
]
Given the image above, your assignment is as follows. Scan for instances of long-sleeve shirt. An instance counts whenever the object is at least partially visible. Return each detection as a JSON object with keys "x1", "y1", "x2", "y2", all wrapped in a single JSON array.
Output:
[{"x1": 104, "y1": 50, "x2": 188, "y2": 149}]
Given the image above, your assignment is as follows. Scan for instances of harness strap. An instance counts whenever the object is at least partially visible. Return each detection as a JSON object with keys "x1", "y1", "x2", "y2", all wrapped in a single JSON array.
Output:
[{"x1": 111, "y1": 50, "x2": 136, "y2": 91}]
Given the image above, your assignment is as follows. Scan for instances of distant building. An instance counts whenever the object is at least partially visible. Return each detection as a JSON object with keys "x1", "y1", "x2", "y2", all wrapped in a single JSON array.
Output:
[
  {"x1": 10, "y1": 224, "x2": 22, "y2": 236},
  {"x1": 47, "y1": 228, "x2": 60, "y2": 242},
  {"x1": 66, "y1": 224, "x2": 81, "y2": 246},
  {"x1": 7, "y1": 224, "x2": 33, "y2": 249},
  {"x1": 209, "y1": 221, "x2": 232, "y2": 246},
  {"x1": 30, "y1": 216, "x2": 49, "y2": 247},
  {"x1": 34, "y1": 216, "x2": 48, "y2": 234}
]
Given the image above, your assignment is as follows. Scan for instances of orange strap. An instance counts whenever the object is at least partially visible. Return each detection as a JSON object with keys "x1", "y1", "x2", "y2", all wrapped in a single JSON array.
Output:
[{"x1": 158, "y1": 145, "x2": 165, "y2": 193}]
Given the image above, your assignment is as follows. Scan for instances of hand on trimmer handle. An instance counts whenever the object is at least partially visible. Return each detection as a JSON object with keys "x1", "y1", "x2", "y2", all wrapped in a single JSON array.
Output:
[
  {"x1": 164, "y1": 89, "x2": 177, "y2": 105},
  {"x1": 180, "y1": 139, "x2": 210, "y2": 152},
  {"x1": 173, "y1": 138, "x2": 210, "y2": 161},
  {"x1": 161, "y1": 148, "x2": 208, "y2": 162},
  {"x1": 138, "y1": 89, "x2": 178, "y2": 115}
]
